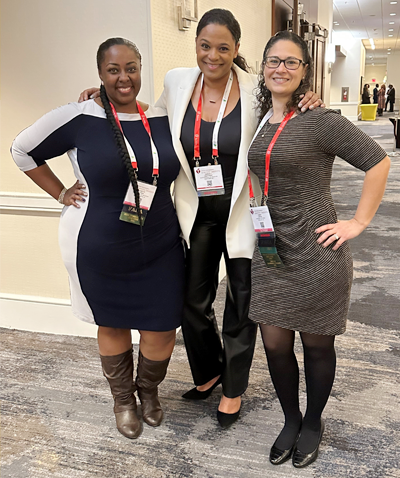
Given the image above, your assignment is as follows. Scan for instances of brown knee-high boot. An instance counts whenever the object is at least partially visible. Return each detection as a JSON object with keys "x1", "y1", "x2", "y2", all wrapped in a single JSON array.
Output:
[
  {"x1": 135, "y1": 351, "x2": 170, "y2": 427},
  {"x1": 100, "y1": 348, "x2": 142, "y2": 439}
]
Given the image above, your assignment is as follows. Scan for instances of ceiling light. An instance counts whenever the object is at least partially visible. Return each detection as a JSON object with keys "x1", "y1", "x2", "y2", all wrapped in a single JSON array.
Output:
[
  {"x1": 388, "y1": 52, "x2": 391, "y2": 55},
  {"x1": 372, "y1": 63, "x2": 375, "y2": 65},
  {"x1": 369, "y1": 38, "x2": 376, "y2": 49},
  {"x1": 389, "y1": 34, "x2": 394, "y2": 36},
  {"x1": 390, "y1": 13, "x2": 396, "y2": 16},
  {"x1": 389, "y1": 21, "x2": 395, "y2": 24},
  {"x1": 390, "y1": 1, "x2": 397, "y2": 4},
  {"x1": 389, "y1": 29, "x2": 394, "y2": 31},
  {"x1": 388, "y1": 48, "x2": 392, "y2": 50}
]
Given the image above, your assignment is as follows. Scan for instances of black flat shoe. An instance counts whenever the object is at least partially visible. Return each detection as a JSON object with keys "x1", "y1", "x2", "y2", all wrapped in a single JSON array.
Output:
[
  {"x1": 269, "y1": 418, "x2": 302, "y2": 465},
  {"x1": 217, "y1": 408, "x2": 240, "y2": 429},
  {"x1": 181, "y1": 376, "x2": 222, "y2": 400},
  {"x1": 292, "y1": 419, "x2": 325, "y2": 468}
]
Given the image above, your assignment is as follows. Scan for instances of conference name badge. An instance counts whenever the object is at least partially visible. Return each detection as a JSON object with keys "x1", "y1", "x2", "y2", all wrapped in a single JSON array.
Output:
[
  {"x1": 194, "y1": 164, "x2": 225, "y2": 197},
  {"x1": 250, "y1": 205, "x2": 284, "y2": 268},
  {"x1": 120, "y1": 181, "x2": 156, "y2": 225}
]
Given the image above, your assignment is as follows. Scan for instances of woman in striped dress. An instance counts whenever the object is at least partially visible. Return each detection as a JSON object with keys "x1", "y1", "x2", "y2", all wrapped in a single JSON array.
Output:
[{"x1": 248, "y1": 31, "x2": 390, "y2": 468}]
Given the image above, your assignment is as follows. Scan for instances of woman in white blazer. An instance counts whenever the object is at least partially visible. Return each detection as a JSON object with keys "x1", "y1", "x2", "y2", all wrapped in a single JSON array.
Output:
[
  {"x1": 79, "y1": 9, "x2": 320, "y2": 429},
  {"x1": 155, "y1": 9, "x2": 320, "y2": 428}
]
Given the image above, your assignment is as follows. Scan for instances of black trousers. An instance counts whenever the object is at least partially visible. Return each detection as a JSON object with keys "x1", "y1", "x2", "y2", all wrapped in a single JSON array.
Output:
[{"x1": 181, "y1": 179, "x2": 257, "y2": 398}]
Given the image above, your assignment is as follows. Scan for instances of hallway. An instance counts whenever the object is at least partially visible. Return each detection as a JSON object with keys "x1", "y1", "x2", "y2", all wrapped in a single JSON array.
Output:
[{"x1": 1, "y1": 120, "x2": 399, "y2": 478}]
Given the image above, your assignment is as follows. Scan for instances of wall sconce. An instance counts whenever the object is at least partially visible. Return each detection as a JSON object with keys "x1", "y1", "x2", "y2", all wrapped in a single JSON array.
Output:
[{"x1": 177, "y1": 0, "x2": 198, "y2": 31}]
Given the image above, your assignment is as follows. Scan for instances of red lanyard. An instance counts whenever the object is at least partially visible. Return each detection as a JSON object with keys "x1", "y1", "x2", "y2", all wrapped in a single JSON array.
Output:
[
  {"x1": 248, "y1": 110, "x2": 294, "y2": 202},
  {"x1": 193, "y1": 71, "x2": 233, "y2": 164},
  {"x1": 194, "y1": 94, "x2": 202, "y2": 160},
  {"x1": 110, "y1": 101, "x2": 159, "y2": 177}
]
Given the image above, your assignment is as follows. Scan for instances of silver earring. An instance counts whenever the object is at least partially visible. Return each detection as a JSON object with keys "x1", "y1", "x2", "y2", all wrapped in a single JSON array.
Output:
[{"x1": 101, "y1": 80, "x2": 104, "y2": 85}]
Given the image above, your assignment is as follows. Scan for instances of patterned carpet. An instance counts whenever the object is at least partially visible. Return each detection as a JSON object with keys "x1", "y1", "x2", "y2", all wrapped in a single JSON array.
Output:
[{"x1": 1, "y1": 116, "x2": 399, "y2": 478}]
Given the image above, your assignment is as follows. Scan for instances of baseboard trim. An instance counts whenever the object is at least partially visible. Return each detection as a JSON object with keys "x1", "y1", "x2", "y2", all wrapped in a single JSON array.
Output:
[{"x1": 0, "y1": 294, "x2": 140, "y2": 342}]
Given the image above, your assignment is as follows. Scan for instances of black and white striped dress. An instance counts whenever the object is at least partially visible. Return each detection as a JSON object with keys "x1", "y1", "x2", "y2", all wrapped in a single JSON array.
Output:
[{"x1": 248, "y1": 108, "x2": 387, "y2": 335}]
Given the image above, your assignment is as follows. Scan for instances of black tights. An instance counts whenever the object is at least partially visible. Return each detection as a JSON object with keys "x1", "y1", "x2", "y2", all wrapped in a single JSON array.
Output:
[{"x1": 260, "y1": 325, "x2": 336, "y2": 453}]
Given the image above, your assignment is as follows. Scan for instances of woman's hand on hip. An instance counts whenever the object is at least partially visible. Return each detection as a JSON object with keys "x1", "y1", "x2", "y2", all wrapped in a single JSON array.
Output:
[
  {"x1": 298, "y1": 91, "x2": 325, "y2": 112},
  {"x1": 315, "y1": 218, "x2": 365, "y2": 251},
  {"x1": 78, "y1": 87, "x2": 100, "y2": 102},
  {"x1": 63, "y1": 180, "x2": 87, "y2": 208}
]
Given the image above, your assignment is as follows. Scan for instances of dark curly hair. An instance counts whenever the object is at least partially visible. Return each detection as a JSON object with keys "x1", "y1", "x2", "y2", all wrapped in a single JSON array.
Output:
[
  {"x1": 196, "y1": 8, "x2": 250, "y2": 72},
  {"x1": 256, "y1": 31, "x2": 313, "y2": 122}
]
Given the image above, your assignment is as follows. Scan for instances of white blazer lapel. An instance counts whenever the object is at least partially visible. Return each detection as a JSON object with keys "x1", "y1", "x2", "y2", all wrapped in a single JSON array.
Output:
[{"x1": 171, "y1": 68, "x2": 201, "y2": 186}]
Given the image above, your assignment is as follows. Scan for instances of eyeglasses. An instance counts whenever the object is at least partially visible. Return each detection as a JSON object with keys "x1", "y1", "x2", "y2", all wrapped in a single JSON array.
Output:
[{"x1": 265, "y1": 56, "x2": 305, "y2": 70}]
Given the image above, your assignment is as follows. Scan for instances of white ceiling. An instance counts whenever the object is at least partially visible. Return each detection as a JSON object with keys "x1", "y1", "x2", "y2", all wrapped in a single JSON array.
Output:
[{"x1": 333, "y1": 0, "x2": 400, "y2": 66}]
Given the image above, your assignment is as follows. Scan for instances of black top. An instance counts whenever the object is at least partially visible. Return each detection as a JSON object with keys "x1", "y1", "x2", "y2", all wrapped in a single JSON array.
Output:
[{"x1": 180, "y1": 99, "x2": 241, "y2": 180}]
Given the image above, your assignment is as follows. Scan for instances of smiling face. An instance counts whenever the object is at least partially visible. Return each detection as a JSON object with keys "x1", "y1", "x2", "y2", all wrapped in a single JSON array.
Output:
[
  {"x1": 263, "y1": 40, "x2": 306, "y2": 101},
  {"x1": 98, "y1": 45, "x2": 141, "y2": 113},
  {"x1": 195, "y1": 23, "x2": 239, "y2": 82}
]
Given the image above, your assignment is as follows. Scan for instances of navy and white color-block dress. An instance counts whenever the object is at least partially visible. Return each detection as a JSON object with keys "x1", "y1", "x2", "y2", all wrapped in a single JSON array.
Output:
[{"x1": 12, "y1": 100, "x2": 185, "y2": 331}]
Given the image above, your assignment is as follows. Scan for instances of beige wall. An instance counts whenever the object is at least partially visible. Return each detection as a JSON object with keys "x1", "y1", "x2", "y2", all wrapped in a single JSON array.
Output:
[
  {"x1": 364, "y1": 65, "x2": 387, "y2": 87},
  {"x1": 1, "y1": 0, "x2": 272, "y2": 332},
  {"x1": 150, "y1": 0, "x2": 272, "y2": 100},
  {"x1": 330, "y1": 36, "x2": 366, "y2": 120},
  {"x1": 1, "y1": 0, "x2": 154, "y2": 302}
]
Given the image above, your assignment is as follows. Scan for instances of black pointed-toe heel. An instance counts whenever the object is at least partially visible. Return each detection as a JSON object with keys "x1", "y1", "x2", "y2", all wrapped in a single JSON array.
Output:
[
  {"x1": 182, "y1": 376, "x2": 222, "y2": 400},
  {"x1": 292, "y1": 419, "x2": 325, "y2": 468},
  {"x1": 217, "y1": 408, "x2": 240, "y2": 429}
]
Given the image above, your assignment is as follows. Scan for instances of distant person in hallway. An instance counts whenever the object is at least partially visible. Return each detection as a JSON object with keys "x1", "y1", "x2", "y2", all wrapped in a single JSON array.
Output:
[
  {"x1": 361, "y1": 83, "x2": 371, "y2": 103},
  {"x1": 11, "y1": 38, "x2": 185, "y2": 440},
  {"x1": 248, "y1": 31, "x2": 390, "y2": 468},
  {"x1": 378, "y1": 84, "x2": 386, "y2": 116},
  {"x1": 385, "y1": 84, "x2": 395, "y2": 112},
  {"x1": 373, "y1": 83, "x2": 379, "y2": 104},
  {"x1": 78, "y1": 9, "x2": 322, "y2": 430}
]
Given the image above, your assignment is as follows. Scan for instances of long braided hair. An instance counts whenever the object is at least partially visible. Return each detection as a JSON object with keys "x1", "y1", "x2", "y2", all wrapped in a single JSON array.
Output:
[
  {"x1": 256, "y1": 31, "x2": 313, "y2": 122},
  {"x1": 97, "y1": 38, "x2": 142, "y2": 225}
]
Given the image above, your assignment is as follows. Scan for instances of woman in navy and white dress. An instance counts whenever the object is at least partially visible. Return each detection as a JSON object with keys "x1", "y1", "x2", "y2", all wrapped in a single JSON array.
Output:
[{"x1": 11, "y1": 38, "x2": 184, "y2": 440}]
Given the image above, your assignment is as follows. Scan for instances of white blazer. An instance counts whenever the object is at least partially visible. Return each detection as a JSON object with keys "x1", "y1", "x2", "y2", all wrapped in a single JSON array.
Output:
[{"x1": 156, "y1": 64, "x2": 261, "y2": 259}]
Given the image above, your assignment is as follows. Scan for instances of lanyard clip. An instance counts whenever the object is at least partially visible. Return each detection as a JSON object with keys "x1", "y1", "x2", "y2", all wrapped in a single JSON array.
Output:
[
  {"x1": 152, "y1": 175, "x2": 158, "y2": 186},
  {"x1": 212, "y1": 155, "x2": 219, "y2": 165},
  {"x1": 194, "y1": 156, "x2": 201, "y2": 167},
  {"x1": 250, "y1": 197, "x2": 257, "y2": 208},
  {"x1": 261, "y1": 195, "x2": 268, "y2": 207}
]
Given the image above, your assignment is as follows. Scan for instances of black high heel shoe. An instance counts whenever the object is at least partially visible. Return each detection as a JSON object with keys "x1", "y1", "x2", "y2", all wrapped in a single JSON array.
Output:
[
  {"x1": 292, "y1": 419, "x2": 325, "y2": 468},
  {"x1": 182, "y1": 376, "x2": 222, "y2": 400},
  {"x1": 269, "y1": 418, "x2": 302, "y2": 465},
  {"x1": 217, "y1": 408, "x2": 240, "y2": 429}
]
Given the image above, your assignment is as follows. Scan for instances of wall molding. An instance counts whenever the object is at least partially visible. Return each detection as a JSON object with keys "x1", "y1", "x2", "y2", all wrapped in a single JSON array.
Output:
[
  {"x1": 0, "y1": 192, "x2": 62, "y2": 215},
  {"x1": 330, "y1": 101, "x2": 360, "y2": 106}
]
